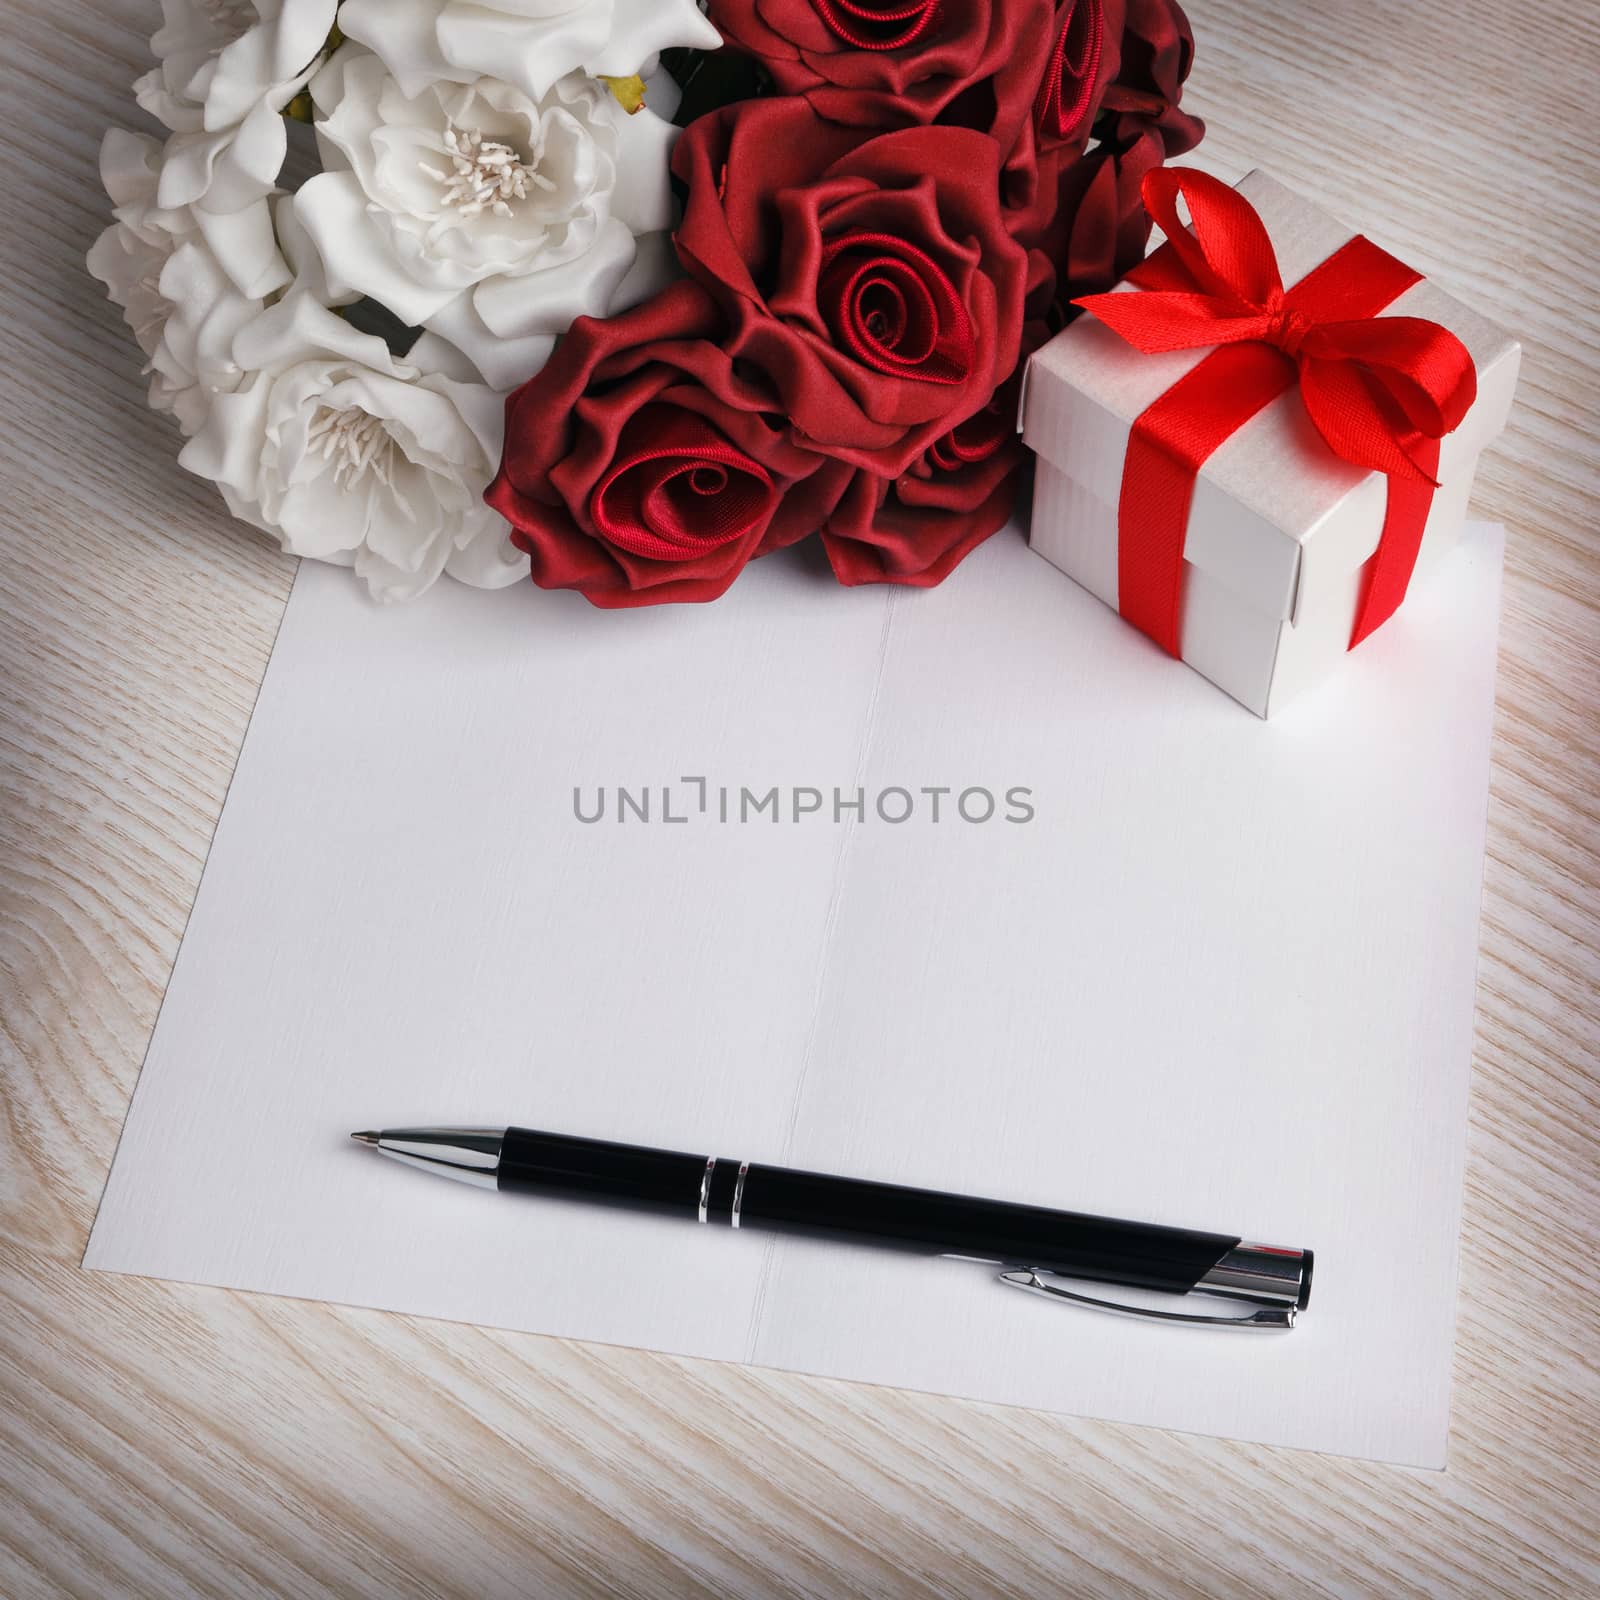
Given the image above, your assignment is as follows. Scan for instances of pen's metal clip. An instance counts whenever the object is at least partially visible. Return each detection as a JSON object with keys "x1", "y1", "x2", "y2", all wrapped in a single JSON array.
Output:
[{"x1": 998, "y1": 1269, "x2": 1296, "y2": 1330}]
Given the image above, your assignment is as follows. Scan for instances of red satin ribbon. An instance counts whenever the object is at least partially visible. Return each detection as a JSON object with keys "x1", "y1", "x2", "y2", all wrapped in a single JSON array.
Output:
[{"x1": 1074, "y1": 169, "x2": 1478, "y2": 657}]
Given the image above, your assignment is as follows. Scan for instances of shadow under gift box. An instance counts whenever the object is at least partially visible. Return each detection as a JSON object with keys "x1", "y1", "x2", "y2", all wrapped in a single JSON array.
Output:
[{"x1": 1021, "y1": 170, "x2": 1521, "y2": 719}]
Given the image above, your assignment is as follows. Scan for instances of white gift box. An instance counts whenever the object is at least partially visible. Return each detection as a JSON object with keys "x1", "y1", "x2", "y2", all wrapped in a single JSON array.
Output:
[{"x1": 1021, "y1": 170, "x2": 1521, "y2": 718}]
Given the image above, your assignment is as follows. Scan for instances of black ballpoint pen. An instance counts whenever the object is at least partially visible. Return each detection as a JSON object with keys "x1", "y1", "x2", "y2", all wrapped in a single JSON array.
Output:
[{"x1": 350, "y1": 1125, "x2": 1313, "y2": 1329}]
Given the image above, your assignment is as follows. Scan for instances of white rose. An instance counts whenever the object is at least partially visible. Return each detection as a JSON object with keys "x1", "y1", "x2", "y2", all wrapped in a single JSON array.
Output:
[
  {"x1": 87, "y1": 129, "x2": 266, "y2": 435},
  {"x1": 136, "y1": 0, "x2": 337, "y2": 231},
  {"x1": 337, "y1": 0, "x2": 720, "y2": 102},
  {"x1": 177, "y1": 290, "x2": 524, "y2": 600},
  {"x1": 292, "y1": 47, "x2": 680, "y2": 389}
]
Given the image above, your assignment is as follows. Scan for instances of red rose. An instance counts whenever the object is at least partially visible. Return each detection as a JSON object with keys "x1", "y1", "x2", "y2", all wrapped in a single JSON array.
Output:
[
  {"x1": 1033, "y1": 0, "x2": 1201, "y2": 158},
  {"x1": 1011, "y1": 129, "x2": 1169, "y2": 330},
  {"x1": 1033, "y1": 0, "x2": 1113, "y2": 157},
  {"x1": 1005, "y1": 0, "x2": 1200, "y2": 335},
  {"x1": 706, "y1": 0, "x2": 1052, "y2": 151},
  {"x1": 672, "y1": 98, "x2": 1030, "y2": 478},
  {"x1": 486, "y1": 280, "x2": 855, "y2": 607},
  {"x1": 1101, "y1": 0, "x2": 1203, "y2": 159},
  {"x1": 823, "y1": 390, "x2": 1026, "y2": 586},
  {"x1": 1005, "y1": 0, "x2": 1201, "y2": 212}
]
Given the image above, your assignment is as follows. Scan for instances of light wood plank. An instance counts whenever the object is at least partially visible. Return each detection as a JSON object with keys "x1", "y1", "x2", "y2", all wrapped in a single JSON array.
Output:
[{"x1": 2, "y1": 0, "x2": 1596, "y2": 1594}]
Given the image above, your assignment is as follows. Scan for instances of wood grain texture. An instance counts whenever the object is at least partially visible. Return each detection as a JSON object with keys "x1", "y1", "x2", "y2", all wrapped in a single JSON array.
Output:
[{"x1": 1, "y1": 0, "x2": 1596, "y2": 1595}]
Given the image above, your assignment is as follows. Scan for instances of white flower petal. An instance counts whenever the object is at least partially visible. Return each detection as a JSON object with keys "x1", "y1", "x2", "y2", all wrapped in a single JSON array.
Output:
[
  {"x1": 337, "y1": 0, "x2": 476, "y2": 98},
  {"x1": 609, "y1": 228, "x2": 678, "y2": 314},
  {"x1": 100, "y1": 129, "x2": 169, "y2": 215},
  {"x1": 603, "y1": 101, "x2": 677, "y2": 236},
  {"x1": 421, "y1": 292, "x2": 556, "y2": 390},
  {"x1": 445, "y1": 515, "x2": 527, "y2": 590},
  {"x1": 435, "y1": 4, "x2": 608, "y2": 100},
  {"x1": 357, "y1": 526, "x2": 457, "y2": 602},
  {"x1": 404, "y1": 329, "x2": 484, "y2": 385},
  {"x1": 589, "y1": 0, "x2": 719, "y2": 76},
  {"x1": 276, "y1": 476, "x2": 374, "y2": 560},
  {"x1": 424, "y1": 371, "x2": 505, "y2": 466},
  {"x1": 192, "y1": 199, "x2": 291, "y2": 298},
  {"x1": 159, "y1": 240, "x2": 260, "y2": 389},
  {"x1": 293, "y1": 172, "x2": 458, "y2": 324},
  {"x1": 271, "y1": 190, "x2": 346, "y2": 304},
  {"x1": 471, "y1": 215, "x2": 635, "y2": 337},
  {"x1": 197, "y1": 92, "x2": 295, "y2": 209},
  {"x1": 136, "y1": 66, "x2": 204, "y2": 134},
  {"x1": 641, "y1": 66, "x2": 681, "y2": 123},
  {"x1": 179, "y1": 383, "x2": 274, "y2": 497},
  {"x1": 231, "y1": 290, "x2": 412, "y2": 378},
  {"x1": 86, "y1": 223, "x2": 147, "y2": 315},
  {"x1": 155, "y1": 129, "x2": 230, "y2": 209}
]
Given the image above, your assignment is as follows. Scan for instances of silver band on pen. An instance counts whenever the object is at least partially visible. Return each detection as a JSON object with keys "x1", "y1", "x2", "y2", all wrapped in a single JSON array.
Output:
[
  {"x1": 731, "y1": 1161, "x2": 749, "y2": 1229},
  {"x1": 697, "y1": 1156, "x2": 715, "y2": 1224}
]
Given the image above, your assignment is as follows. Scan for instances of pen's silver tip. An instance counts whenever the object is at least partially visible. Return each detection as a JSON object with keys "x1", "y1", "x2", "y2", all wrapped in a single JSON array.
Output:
[{"x1": 349, "y1": 1130, "x2": 381, "y2": 1146}]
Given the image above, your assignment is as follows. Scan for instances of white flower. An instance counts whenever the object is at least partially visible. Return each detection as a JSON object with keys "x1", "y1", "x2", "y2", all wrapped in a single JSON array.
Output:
[
  {"x1": 87, "y1": 129, "x2": 267, "y2": 434},
  {"x1": 177, "y1": 290, "x2": 524, "y2": 600},
  {"x1": 136, "y1": 0, "x2": 337, "y2": 223},
  {"x1": 292, "y1": 47, "x2": 681, "y2": 389},
  {"x1": 337, "y1": 0, "x2": 719, "y2": 103}
]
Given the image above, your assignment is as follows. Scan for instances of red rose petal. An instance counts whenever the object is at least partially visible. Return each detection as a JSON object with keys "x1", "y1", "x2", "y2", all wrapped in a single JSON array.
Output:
[
  {"x1": 817, "y1": 231, "x2": 975, "y2": 384},
  {"x1": 1036, "y1": 0, "x2": 1104, "y2": 144},
  {"x1": 592, "y1": 411, "x2": 778, "y2": 561},
  {"x1": 811, "y1": 0, "x2": 942, "y2": 52}
]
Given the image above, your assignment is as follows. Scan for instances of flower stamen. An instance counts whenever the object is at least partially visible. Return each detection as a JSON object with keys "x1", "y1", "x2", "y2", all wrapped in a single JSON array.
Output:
[
  {"x1": 420, "y1": 124, "x2": 548, "y2": 219},
  {"x1": 308, "y1": 404, "x2": 397, "y2": 489}
]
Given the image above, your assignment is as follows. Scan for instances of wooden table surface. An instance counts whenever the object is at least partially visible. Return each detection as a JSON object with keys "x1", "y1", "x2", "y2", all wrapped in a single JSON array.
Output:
[{"x1": 3, "y1": 1, "x2": 1596, "y2": 1595}]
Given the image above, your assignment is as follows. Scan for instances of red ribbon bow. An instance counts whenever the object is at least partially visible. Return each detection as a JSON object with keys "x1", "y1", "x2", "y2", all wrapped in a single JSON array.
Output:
[{"x1": 1074, "y1": 169, "x2": 1477, "y2": 656}]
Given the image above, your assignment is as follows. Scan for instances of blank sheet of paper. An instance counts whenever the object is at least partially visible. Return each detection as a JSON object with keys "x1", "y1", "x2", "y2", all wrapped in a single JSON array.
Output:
[{"x1": 85, "y1": 520, "x2": 1505, "y2": 1467}]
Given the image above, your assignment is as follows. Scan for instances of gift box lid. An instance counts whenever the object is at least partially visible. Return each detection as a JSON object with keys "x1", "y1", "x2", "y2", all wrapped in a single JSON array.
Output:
[{"x1": 1021, "y1": 171, "x2": 1522, "y2": 626}]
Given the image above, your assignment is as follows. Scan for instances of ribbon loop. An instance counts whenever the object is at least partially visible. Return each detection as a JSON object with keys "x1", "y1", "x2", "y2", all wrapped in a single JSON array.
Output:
[
  {"x1": 1069, "y1": 171, "x2": 1479, "y2": 660},
  {"x1": 1137, "y1": 168, "x2": 1284, "y2": 309}
]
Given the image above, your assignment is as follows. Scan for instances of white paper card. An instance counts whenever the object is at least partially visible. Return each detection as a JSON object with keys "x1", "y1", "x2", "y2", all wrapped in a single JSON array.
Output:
[{"x1": 86, "y1": 521, "x2": 1506, "y2": 1468}]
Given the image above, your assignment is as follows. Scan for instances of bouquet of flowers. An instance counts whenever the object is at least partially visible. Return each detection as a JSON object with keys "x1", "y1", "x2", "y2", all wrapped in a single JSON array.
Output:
[{"x1": 91, "y1": 0, "x2": 1200, "y2": 606}]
